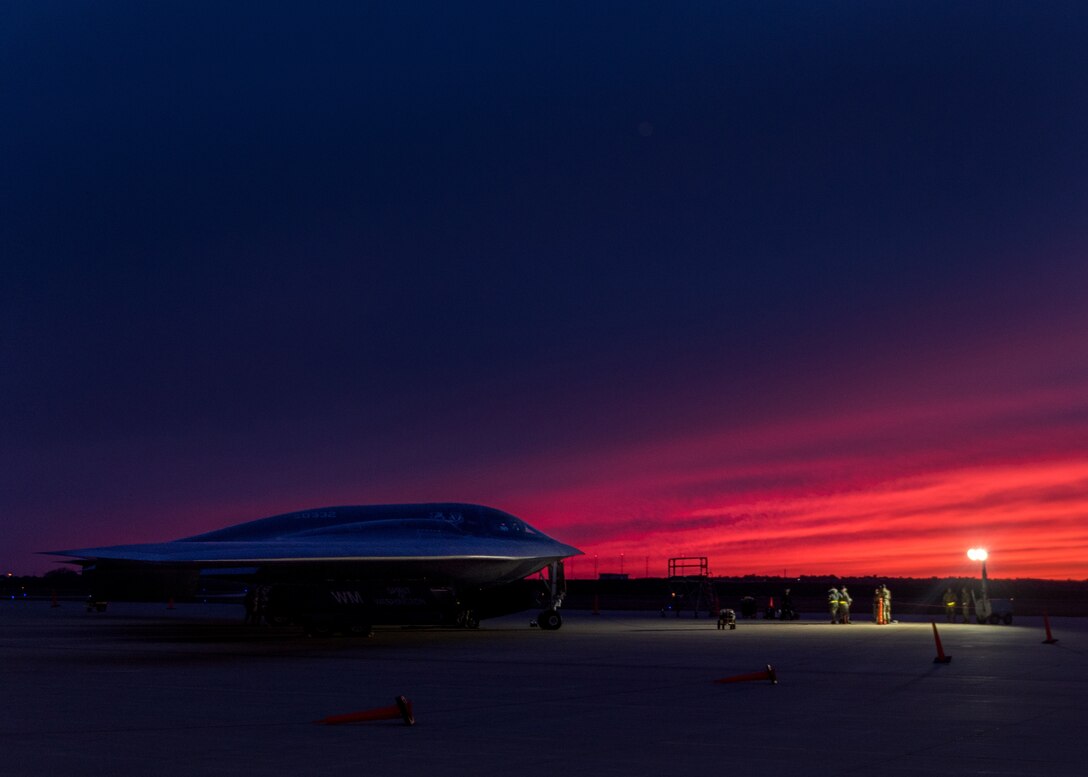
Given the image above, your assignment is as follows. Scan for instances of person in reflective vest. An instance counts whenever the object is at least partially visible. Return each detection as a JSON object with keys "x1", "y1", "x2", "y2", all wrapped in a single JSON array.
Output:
[
  {"x1": 873, "y1": 586, "x2": 892, "y2": 624},
  {"x1": 839, "y1": 585, "x2": 853, "y2": 624},
  {"x1": 943, "y1": 587, "x2": 957, "y2": 622},
  {"x1": 828, "y1": 588, "x2": 841, "y2": 624}
]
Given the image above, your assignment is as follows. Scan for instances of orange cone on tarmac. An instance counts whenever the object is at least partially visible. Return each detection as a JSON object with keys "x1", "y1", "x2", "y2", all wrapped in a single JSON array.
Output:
[
  {"x1": 714, "y1": 664, "x2": 778, "y2": 685},
  {"x1": 932, "y1": 621, "x2": 952, "y2": 664},
  {"x1": 1042, "y1": 613, "x2": 1059, "y2": 644},
  {"x1": 317, "y1": 696, "x2": 415, "y2": 726}
]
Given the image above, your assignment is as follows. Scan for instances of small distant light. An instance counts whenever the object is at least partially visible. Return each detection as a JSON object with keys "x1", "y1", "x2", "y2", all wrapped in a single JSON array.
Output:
[{"x1": 967, "y1": 548, "x2": 989, "y2": 562}]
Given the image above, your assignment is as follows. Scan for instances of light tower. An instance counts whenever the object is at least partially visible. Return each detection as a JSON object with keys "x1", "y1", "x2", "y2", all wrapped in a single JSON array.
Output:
[{"x1": 967, "y1": 548, "x2": 989, "y2": 606}]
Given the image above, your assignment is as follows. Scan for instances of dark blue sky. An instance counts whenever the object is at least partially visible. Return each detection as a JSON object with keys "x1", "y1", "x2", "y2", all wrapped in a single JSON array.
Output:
[{"x1": 4, "y1": 3, "x2": 1088, "y2": 577}]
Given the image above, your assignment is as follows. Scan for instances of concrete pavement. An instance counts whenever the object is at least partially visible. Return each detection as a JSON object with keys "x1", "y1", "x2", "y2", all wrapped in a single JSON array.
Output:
[{"x1": 2, "y1": 601, "x2": 1084, "y2": 776}]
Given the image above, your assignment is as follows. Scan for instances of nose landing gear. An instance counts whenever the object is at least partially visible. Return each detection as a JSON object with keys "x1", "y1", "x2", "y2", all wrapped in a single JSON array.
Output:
[{"x1": 532, "y1": 561, "x2": 567, "y2": 630}]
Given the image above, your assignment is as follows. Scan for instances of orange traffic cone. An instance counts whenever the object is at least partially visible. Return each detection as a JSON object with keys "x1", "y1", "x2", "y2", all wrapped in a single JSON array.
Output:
[
  {"x1": 317, "y1": 696, "x2": 415, "y2": 726},
  {"x1": 1042, "y1": 613, "x2": 1059, "y2": 644},
  {"x1": 932, "y1": 621, "x2": 952, "y2": 664},
  {"x1": 714, "y1": 664, "x2": 778, "y2": 685}
]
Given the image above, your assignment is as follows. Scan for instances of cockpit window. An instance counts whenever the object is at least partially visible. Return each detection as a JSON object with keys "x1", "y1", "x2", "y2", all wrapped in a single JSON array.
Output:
[
  {"x1": 421, "y1": 507, "x2": 543, "y2": 538},
  {"x1": 429, "y1": 510, "x2": 466, "y2": 528},
  {"x1": 489, "y1": 515, "x2": 519, "y2": 534}
]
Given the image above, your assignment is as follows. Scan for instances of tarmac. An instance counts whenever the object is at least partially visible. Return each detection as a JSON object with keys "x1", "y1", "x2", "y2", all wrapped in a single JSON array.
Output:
[{"x1": 1, "y1": 600, "x2": 1085, "y2": 776}]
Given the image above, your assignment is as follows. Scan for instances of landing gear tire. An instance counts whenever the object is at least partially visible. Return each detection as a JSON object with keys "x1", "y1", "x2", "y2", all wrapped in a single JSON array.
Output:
[
  {"x1": 304, "y1": 618, "x2": 333, "y2": 637},
  {"x1": 538, "y1": 609, "x2": 562, "y2": 631},
  {"x1": 345, "y1": 622, "x2": 373, "y2": 637}
]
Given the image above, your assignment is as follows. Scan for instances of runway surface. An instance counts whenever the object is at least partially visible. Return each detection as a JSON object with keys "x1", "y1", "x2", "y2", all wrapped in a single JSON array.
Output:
[{"x1": 2, "y1": 601, "x2": 1084, "y2": 776}]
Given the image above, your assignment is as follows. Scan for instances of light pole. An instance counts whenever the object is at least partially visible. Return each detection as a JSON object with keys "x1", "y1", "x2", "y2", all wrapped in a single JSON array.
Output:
[{"x1": 967, "y1": 548, "x2": 989, "y2": 607}]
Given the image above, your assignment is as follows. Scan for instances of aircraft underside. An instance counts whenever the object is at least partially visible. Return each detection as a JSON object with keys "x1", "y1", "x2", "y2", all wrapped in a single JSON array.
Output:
[{"x1": 82, "y1": 559, "x2": 569, "y2": 633}]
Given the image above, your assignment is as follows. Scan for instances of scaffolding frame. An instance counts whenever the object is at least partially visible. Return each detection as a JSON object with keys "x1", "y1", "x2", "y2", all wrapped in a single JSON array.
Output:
[
  {"x1": 664, "y1": 557, "x2": 717, "y2": 617},
  {"x1": 668, "y1": 557, "x2": 710, "y2": 578}
]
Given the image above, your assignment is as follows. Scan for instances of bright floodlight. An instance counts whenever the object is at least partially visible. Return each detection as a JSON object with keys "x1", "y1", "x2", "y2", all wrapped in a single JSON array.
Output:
[{"x1": 967, "y1": 548, "x2": 988, "y2": 562}]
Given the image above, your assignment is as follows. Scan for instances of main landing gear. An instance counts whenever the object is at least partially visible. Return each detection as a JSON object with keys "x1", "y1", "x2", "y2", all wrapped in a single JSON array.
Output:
[{"x1": 455, "y1": 609, "x2": 480, "y2": 629}]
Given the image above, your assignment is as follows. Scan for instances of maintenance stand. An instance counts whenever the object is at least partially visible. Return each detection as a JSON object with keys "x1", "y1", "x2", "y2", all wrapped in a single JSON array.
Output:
[{"x1": 662, "y1": 557, "x2": 718, "y2": 618}]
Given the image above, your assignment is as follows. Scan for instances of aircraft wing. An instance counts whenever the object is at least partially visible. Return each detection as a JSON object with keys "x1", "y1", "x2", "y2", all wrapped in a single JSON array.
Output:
[{"x1": 48, "y1": 536, "x2": 581, "y2": 566}]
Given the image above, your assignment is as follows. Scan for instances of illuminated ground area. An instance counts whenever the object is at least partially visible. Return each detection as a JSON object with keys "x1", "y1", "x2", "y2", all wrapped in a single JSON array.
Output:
[{"x1": 1, "y1": 602, "x2": 1084, "y2": 776}]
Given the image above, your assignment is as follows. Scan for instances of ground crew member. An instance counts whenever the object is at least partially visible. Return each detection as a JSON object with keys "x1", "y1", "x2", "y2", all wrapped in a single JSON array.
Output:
[
  {"x1": 781, "y1": 588, "x2": 796, "y2": 620},
  {"x1": 828, "y1": 587, "x2": 841, "y2": 624},
  {"x1": 960, "y1": 586, "x2": 972, "y2": 623},
  {"x1": 943, "y1": 587, "x2": 957, "y2": 622},
  {"x1": 873, "y1": 587, "x2": 883, "y2": 623},
  {"x1": 880, "y1": 584, "x2": 892, "y2": 624},
  {"x1": 839, "y1": 585, "x2": 853, "y2": 624}
]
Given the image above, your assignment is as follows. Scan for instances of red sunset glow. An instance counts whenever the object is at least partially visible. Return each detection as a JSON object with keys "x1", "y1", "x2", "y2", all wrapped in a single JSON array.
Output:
[
  {"x1": 492, "y1": 349, "x2": 1088, "y2": 580},
  {"x1": 540, "y1": 459, "x2": 1088, "y2": 580}
]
